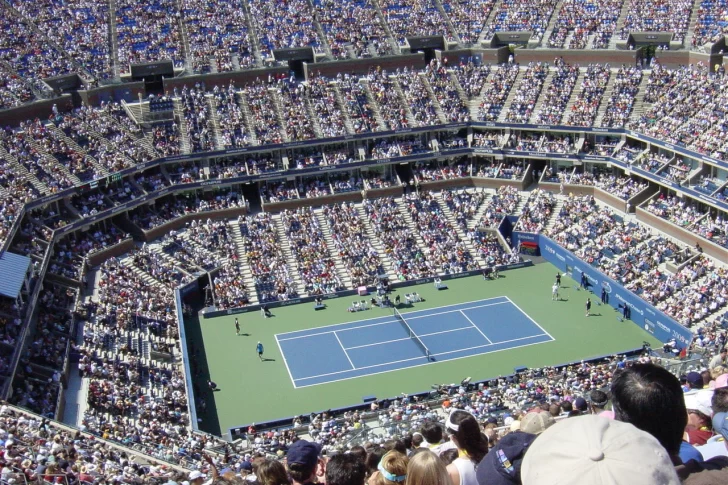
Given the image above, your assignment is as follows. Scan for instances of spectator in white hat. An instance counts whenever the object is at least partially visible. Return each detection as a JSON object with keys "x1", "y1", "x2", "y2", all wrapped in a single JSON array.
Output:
[{"x1": 521, "y1": 415, "x2": 681, "y2": 484}]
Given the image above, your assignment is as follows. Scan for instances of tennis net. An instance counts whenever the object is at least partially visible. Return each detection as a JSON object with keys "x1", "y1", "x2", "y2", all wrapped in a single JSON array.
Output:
[{"x1": 393, "y1": 308, "x2": 431, "y2": 360}]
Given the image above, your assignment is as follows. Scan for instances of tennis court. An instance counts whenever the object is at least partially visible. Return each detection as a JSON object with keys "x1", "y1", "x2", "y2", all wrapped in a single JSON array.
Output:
[{"x1": 275, "y1": 296, "x2": 554, "y2": 388}]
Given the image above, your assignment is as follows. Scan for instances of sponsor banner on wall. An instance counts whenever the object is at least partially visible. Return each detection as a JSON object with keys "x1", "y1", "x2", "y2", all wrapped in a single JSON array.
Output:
[{"x1": 539, "y1": 236, "x2": 693, "y2": 346}]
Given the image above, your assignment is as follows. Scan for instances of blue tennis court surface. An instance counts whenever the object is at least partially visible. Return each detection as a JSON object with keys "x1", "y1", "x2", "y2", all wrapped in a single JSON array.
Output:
[{"x1": 275, "y1": 296, "x2": 554, "y2": 388}]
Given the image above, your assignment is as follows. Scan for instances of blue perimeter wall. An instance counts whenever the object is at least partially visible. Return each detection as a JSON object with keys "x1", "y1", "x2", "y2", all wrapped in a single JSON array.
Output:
[{"x1": 539, "y1": 235, "x2": 693, "y2": 347}]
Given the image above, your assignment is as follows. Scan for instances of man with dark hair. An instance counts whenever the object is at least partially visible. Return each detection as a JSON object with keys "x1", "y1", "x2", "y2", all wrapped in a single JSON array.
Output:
[
  {"x1": 420, "y1": 421, "x2": 443, "y2": 449},
  {"x1": 286, "y1": 439, "x2": 325, "y2": 485},
  {"x1": 348, "y1": 446, "x2": 368, "y2": 464},
  {"x1": 589, "y1": 389, "x2": 609, "y2": 415},
  {"x1": 611, "y1": 363, "x2": 687, "y2": 458},
  {"x1": 325, "y1": 454, "x2": 366, "y2": 485}
]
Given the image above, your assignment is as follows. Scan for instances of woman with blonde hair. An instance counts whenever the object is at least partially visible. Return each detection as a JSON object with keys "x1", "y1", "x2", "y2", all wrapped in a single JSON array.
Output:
[
  {"x1": 368, "y1": 451, "x2": 409, "y2": 485},
  {"x1": 407, "y1": 450, "x2": 450, "y2": 485}
]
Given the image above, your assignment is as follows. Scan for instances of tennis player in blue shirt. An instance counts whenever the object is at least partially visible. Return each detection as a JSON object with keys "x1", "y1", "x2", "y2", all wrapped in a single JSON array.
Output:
[{"x1": 257, "y1": 341, "x2": 264, "y2": 361}]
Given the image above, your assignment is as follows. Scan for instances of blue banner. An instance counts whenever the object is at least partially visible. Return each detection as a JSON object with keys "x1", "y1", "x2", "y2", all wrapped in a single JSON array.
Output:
[{"x1": 539, "y1": 236, "x2": 693, "y2": 346}]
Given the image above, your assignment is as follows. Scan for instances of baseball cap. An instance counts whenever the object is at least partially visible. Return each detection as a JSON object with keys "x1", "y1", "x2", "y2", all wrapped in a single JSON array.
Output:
[
  {"x1": 712, "y1": 412, "x2": 728, "y2": 439},
  {"x1": 712, "y1": 373, "x2": 728, "y2": 389},
  {"x1": 520, "y1": 411, "x2": 555, "y2": 435},
  {"x1": 188, "y1": 470, "x2": 204, "y2": 481},
  {"x1": 683, "y1": 390, "x2": 713, "y2": 417},
  {"x1": 573, "y1": 397, "x2": 588, "y2": 411},
  {"x1": 686, "y1": 372, "x2": 703, "y2": 387},
  {"x1": 286, "y1": 440, "x2": 322, "y2": 468},
  {"x1": 240, "y1": 461, "x2": 253, "y2": 472},
  {"x1": 521, "y1": 415, "x2": 680, "y2": 485},
  {"x1": 476, "y1": 432, "x2": 536, "y2": 485}
]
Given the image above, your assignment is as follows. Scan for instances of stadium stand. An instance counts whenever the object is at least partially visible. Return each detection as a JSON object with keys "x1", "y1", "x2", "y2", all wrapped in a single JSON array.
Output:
[{"x1": 2, "y1": 1, "x2": 728, "y2": 480}]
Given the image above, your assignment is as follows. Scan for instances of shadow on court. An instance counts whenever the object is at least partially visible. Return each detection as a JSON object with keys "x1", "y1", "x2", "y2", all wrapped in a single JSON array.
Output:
[
  {"x1": 262, "y1": 358, "x2": 276, "y2": 362},
  {"x1": 183, "y1": 313, "x2": 222, "y2": 436}
]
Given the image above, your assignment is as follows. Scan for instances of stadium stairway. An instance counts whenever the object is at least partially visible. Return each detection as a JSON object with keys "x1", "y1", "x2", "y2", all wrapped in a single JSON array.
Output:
[
  {"x1": 207, "y1": 96, "x2": 227, "y2": 150},
  {"x1": 330, "y1": 81, "x2": 356, "y2": 134},
  {"x1": 301, "y1": 85, "x2": 326, "y2": 138},
  {"x1": 46, "y1": 123, "x2": 110, "y2": 178},
  {"x1": 629, "y1": 74, "x2": 652, "y2": 124},
  {"x1": 148, "y1": 239, "x2": 204, "y2": 278},
  {"x1": 497, "y1": 67, "x2": 527, "y2": 123},
  {"x1": 435, "y1": 189, "x2": 488, "y2": 266},
  {"x1": 391, "y1": 77, "x2": 419, "y2": 127},
  {"x1": 541, "y1": 0, "x2": 566, "y2": 46},
  {"x1": 685, "y1": 0, "x2": 702, "y2": 49},
  {"x1": 172, "y1": 99, "x2": 192, "y2": 154},
  {"x1": 465, "y1": 67, "x2": 498, "y2": 120},
  {"x1": 466, "y1": 189, "x2": 495, "y2": 230},
  {"x1": 0, "y1": 145, "x2": 50, "y2": 195},
  {"x1": 23, "y1": 135, "x2": 82, "y2": 186},
  {"x1": 433, "y1": 0, "x2": 460, "y2": 43},
  {"x1": 594, "y1": 72, "x2": 619, "y2": 127},
  {"x1": 418, "y1": 72, "x2": 448, "y2": 125},
  {"x1": 543, "y1": 196, "x2": 565, "y2": 233},
  {"x1": 119, "y1": 255, "x2": 168, "y2": 288},
  {"x1": 228, "y1": 221, "x2": 249, "y2": 261},
  {"x1": 528, "y1": 68, "x2": 556, "y2": 124},
  {"x1": 313, "y1": 208, "x2": 354, "y2": 289},
  {"x1": 272, "y1": 214, "x2": 309, "y2": 295},
  {"x1": 268, "y1": 87, "x2": 292, "y2": 143},
  {"x1": 561, "y1": 68, "x2": 588, "y2": 124},
  {"x1": 360, "y1": 79, "x2": 389, "y2": 130},
  {"x1": 394, "y1": 195, "x2": 435, "y2": 255},
  {"x1": 609, "y1": 0, "x2": 633, "y2": 49},
  {"x1": 477, "y1": 0, "x2": 504, "y2": 45},
  {"x1": 448, "y1": 70, "x2": 469, "y2": 106},
  {"x1": 355, "y1": 204, "x2": 400, "y2": 281},
  {"x1": 236, "y1": 90, "x2": 260, "y2": 146}
]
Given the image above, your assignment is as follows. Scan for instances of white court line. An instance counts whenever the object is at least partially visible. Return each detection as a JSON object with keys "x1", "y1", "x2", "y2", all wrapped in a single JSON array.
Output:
[
  {"x1": 294, "y1": 336, "x2": 553, "y2": 388},
  {"x1": 344, "y1": 326, "x2": 474, "y2": 350},
  {"x1": 275, "y1": 296, "x2": 510, "y2": 340},
  {"x1": 460, "y1": 310, "x2": 492, "y2": 344},
  {"x1": 334, "y1": 331, "x2": 356, "y2": 369},
  {"x1": 277, "y1": 301, "x2": 509, "y2": 342},
  {"x1": 295, "y1": 333, "x2": 549, "y2": 382},
  {"x1": 275, "y1": 334, "x2": 298, "y2": 389},
  {"x1": 505, "y1": 296, "x2": 556, "y2": 341}
]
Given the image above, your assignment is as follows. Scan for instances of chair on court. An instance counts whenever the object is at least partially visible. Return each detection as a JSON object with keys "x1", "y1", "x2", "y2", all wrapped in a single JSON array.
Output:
[
  {"x1": 352, "y1": 301, "x2": 361, "y2": 311},
  {"x1": 360, "y1": 300, "x2": 369, "y2": 310}
]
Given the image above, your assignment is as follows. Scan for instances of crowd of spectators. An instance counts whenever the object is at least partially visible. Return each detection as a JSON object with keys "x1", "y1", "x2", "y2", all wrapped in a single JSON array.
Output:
[
  {"x1": 692, "y1": 0, "x2": 728, "y2": 47},
  {"x1": 179, "y1": 87, "x2": 215, "y2": 153},
  {"x1": 504, "y1": 62, "x2": 549, "y2": 123},
  {"x1": 337, "y1": 74, "x2": 382, "y2": 133},
  {"x1": 306, "y1": 76, "x2": 348, "y2": 138},
  {"x1": 453, "y1": 61, "x2": 490, "y2": 99},
  {"x1": 275, "y1": 79, "x2": 317, "y2": 141},
  {"x1": 396, "y1": 70, "x2": 441, "y2": 126},
  {"x1": 323, "y1": 202, "x2": 384, "y2": 287},
  {"x1": 594, "y1": 172, "x2": 647, "y2": 199},
  {"x1": 475, "y1": 185, "x2": 520, "y2": 228},
  {"x1": 477, "y1": 63, "x2": 520, "y2": 121},
  {"x1": 514, "y1": 189, "x2": 556, "y2": 233},
  {"x1": 10, "y1": 0, "x2": 110, "y2": 80},
  {"x1": 600, "y1": 66, "x2": 642, "y2": 127},
  {"x1": 405, "y1": 192, "x2": 478, "y2": 274},
  {"x1": 425, "y1": 59, "x2": 469, "y2": 122},
  {"x1": 211, "y1": 85, "x2": 253, "y2": 149},
  {"x1": 483, "y1": 0, "x2": 560, "y2": 42},
  {"x1": 619, "y1": 0, "x2": 694, "y2": 42},
  {"x1": 364, "y1": 197, "x2": 434, "y2": 280},
  {"x1": 281, "y1": 207, "x2": 344, "y2": 295},
  {"x1": 548, "y1": 0, "x2": 622, "y2": 49},
  {"x1": 315, "y1": 0, "x2": 392, "y2": 59},
  {"x1": 247, "y1": 0, "x2": 322, "y2": 60},
  {"x1": 533, "y1": 60, "x2": 578, "y2": 125},
  {"x1": 240, "y1": 213, "x2": 298, "y2": 303},
  {"x1": 565, "y1": 64, "x2": 611, "y2": 126},
  {"x1": 380, "y1": 0, "x2": 454, "y2": 44},
  {"x1": 244, "y1": 80, "x2": 286, "y2": 145},
  {"x1": 182, "y1": 0, "x2": 254, "y2": 73},
  {"x1": 647, "y1": 194, "x2": 706, "y2": 229},
  {"x1": 115, "y1": 0, "x2": 185, "y2": 69}
]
